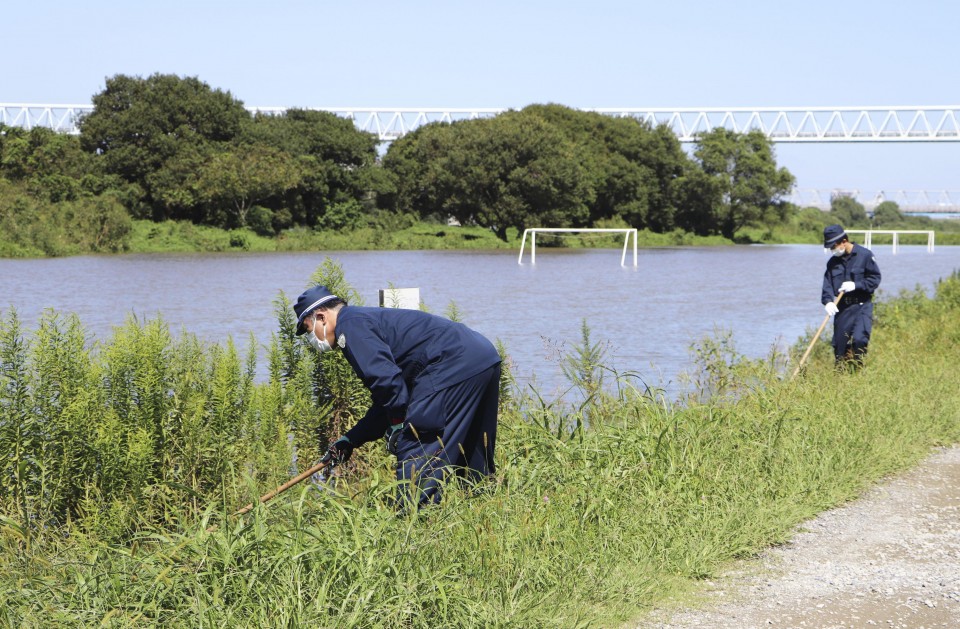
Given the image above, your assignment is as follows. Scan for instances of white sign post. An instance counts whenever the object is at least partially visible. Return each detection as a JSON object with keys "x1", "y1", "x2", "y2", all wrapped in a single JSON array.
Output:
[{"x1": 379, "y1": 287, "x2": 421, "y2": 309}]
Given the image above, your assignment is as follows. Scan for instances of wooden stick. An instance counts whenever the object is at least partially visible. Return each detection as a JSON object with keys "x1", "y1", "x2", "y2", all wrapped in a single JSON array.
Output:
[
  {"x1": 233, "y1": 459, "x2": 332, "y2": 517},
  {"x1": 205, "y1": 459, "x2": 333, "y2": 532},
  {"x1": 791, "y1": 291, "x2": 844, "y2": 379}
]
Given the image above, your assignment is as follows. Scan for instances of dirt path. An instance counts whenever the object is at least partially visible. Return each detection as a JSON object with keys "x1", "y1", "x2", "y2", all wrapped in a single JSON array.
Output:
[{"x1": 636, "y1": 445, "x2": 960, "y2": 628}]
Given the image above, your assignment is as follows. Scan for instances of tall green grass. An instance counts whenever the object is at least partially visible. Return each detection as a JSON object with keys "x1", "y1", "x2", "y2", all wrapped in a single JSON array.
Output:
[{"x1": 2, "y1": 267, "x2": 959, "y2": 627}]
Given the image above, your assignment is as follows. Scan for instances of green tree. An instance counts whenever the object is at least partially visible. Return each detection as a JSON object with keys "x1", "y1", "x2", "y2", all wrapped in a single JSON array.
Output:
[
  {"x1": 240, "y1": 109, "x2": 377, "y2": 167},
  {"x1": 872, "y1": 200, "x2": 904, "y2": 226},
  {"x1": 143, "y1": 143, "x2": 211, "y2": 221},
  {"x1": 521, "y1": 104, "x2": 689, "y2": 232},
  {"x1": 1, "y1": 126, "x2": 89, "y2": 181},
  {"x1": 830, "y1": 194, "x2": 868, "y2": 226},
  {"x1": 790, "y1": 205, "x2": 833, "y2": 242},
  {"x1": 194, "y1": 144, "x2": 302, "y2": 227},
  {"x1": 0, "y1": 125, "x2": 118, "y2": 203},
  {"x1": 78, "y1": 73, "x2": 249, "y2": 219},
  {"x1": 691, "y1": 129, "x2": 795, "y2": 239},
  {"x1": 378, "y1": 122, "x2": 454, "y2": 218},
  {"x1": 383, "y1": 110, "x2": 592, "y2": 241},
  {"x1": 673, "y1": 167, "x2": 724, "y2": 236},
  {"x1": 238, "y1": 109, "x2": 381, "y2": 227}
]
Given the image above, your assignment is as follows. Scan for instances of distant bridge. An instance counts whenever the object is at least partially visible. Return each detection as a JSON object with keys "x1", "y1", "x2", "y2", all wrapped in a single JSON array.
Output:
[
  {"x1": 3, "y1": 103, "x2": 960, "y2": 143},
  {"x1": 5, "y1": 103, "x2": 959, "y2": 213},
  {"x1": 789, "y1": 189, "x2": 960, "y2": 213}
]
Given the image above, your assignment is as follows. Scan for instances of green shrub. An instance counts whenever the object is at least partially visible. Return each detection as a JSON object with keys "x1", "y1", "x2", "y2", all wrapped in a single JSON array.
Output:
[
  {"x1": 317, "y1": 199, "x2": 365, "y2": 231},
  {"x1": 0, "y1": 181, "x2": 132, "y2": 255},
  {"x1": 228, "y1": 230, "x2": 250, "y2": 250},
  {"x1": 246, "y1": 205, "x2": 275, "y2": 236}
]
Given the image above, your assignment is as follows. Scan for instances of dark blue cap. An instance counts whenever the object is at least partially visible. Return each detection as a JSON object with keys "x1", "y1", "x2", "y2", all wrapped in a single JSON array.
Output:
[
  {"x1": 293, "y1": 285, "x2": 339, "y2": 335},
  {"x1": 823, "y1": 224, "x2": 847, "y2": 248}
]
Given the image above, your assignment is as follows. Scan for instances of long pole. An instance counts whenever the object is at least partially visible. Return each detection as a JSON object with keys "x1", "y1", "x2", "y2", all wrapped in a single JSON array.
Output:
[
  {"x1": 233, "y1": 459, "x2": 332, "y2": 517},
  {"x1": 791, "y1": 291, "x2": 844, "y2": 379}
]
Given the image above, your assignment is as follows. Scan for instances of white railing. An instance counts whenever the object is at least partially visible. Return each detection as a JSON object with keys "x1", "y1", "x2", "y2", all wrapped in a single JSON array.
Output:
[
  {"x1": 518, "y1": 228, "x2": 638, "y2": 266},
  {"x1": 843, "y1": 230, "x2": 935, "y2": 254}
]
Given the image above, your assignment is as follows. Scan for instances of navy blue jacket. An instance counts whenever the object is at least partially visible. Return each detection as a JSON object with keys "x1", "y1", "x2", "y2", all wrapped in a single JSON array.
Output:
[
  {"x1": 337, "y1": 306, "x2": 500, "y2": 445},
  {"x1": 822, "y1": 243, "x2": 882, "y2": 304}
]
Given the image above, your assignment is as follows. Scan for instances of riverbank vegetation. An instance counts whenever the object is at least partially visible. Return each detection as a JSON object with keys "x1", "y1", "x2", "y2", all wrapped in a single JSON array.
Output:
[
  {"x1": 3, "y1": 73, "x2": 959, "y2": 258},
  {"x1": 2, "y1": 261, "x2": 959, "y2": 627}
]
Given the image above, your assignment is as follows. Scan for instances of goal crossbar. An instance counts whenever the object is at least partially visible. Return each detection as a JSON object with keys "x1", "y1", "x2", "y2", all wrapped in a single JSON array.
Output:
[
  {"x1": 843, "y1": 229, "x2": 935, "y2": 254},
  {"x1": 517, "y1": 228, "x2": 638, "y2": 266}
]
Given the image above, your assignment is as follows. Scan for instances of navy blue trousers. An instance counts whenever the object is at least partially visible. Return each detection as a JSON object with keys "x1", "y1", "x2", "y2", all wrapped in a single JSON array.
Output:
[
  {"x1": 832, "y1": 302, "x2": 873, "y2": 361},
  {"x1": 394, "y1": 363, "x2": 500, "y2": 507}
]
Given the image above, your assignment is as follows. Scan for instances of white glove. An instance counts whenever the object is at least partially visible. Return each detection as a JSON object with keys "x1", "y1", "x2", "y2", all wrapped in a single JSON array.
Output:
[
  {"x1": 824, "y1": 302, "x2": 839, "y2": 317},
  {"x1": 839, "y1": 281, "x2": 855, "y2": 294}
]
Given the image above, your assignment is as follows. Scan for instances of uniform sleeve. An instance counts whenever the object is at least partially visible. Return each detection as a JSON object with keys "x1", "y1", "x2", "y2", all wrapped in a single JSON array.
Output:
[
  {"x1": 345, "y1": 405, "x2": 389, "y2": 446},
  {"x1": 339, "y1": 316, "x2": 410, "y2": 416},
  {"x1": 822, "y1": 266, "x2": 835, "y2": 304},
  {"x1": 859, "y1": 254, "x2": 881, "y2": 294}
]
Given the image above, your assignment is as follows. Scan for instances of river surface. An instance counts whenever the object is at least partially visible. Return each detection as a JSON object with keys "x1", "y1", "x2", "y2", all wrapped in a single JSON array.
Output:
[{"x1": 2, "y1": 245, "x2": 959, "y2": 397}]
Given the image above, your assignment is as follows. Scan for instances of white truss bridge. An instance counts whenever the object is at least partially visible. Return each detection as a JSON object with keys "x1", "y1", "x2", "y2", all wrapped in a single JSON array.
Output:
[
  {"x1": 4, "y1": 103, "x2": 959, "y2": 212},
  {"x1": 3, "y1": 103, "x2": 960, "y2": 143},
  {"x1": 789, "y1": 189, "x2": 960, "y2": 213}
]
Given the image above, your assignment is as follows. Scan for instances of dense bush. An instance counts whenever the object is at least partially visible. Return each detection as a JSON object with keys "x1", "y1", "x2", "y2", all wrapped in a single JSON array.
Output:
[
  {"x1": 0, "y1": 262, "x2": 361, "y2": 536},
  {"x1": 0, "y1": 180, "x2": 132, "y2": 256}
]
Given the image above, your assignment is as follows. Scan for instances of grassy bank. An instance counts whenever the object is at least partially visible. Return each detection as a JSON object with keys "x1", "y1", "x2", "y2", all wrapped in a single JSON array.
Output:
[
  {"x1": 1, "y1": 270, "x2": 959, "y2": 627},
  {"x1": 93, "y1": 216, "x2": 960, "y2": 254},
  {"x1": 736, "y1": 207, "x2": 960, "y2": 246},
  {"x1": 126, "y1": 219, "x2": 517, "y2": 253},
  {"x1": 124, "y1": 219, "x2": 741, "y2": 255},
  {"x1": 5, "y1": 214, "x2": 960, "y2": 258}
]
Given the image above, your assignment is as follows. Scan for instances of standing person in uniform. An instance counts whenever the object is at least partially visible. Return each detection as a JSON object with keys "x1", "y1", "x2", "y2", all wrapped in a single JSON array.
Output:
[
  {"x1": 293, "y1": 285, "x2": 501, "y2": 508},
  {"x1": 822, "y1": 224, "x2": 882, "y2": 366}
]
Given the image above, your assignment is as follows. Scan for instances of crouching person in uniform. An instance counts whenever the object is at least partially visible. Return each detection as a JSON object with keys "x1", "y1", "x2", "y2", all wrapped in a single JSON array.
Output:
[
  {"x1": 293, "y1": 285, "x2": 502, "y2": 509},
  {"x1": 821, "y1": 224, "x2": 881, "y2": 367}
]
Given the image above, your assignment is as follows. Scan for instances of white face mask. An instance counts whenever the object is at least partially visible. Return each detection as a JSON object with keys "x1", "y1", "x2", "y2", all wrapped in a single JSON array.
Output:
[
  {"x1": 832, "y1": 246, "x2": 846, "y2": 258},
  {"x1": 307, "y1": 314, "x2": 334, "y2": 353}
]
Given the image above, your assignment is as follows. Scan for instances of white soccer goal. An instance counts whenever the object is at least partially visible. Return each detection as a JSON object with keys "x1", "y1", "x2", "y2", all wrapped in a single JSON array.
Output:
[
  {"x1": 842, "y1": 229, "x2": 935, "y2": 254},
  {"x1": 517, "y1": 228, "x2": 638, "y2": 266}
]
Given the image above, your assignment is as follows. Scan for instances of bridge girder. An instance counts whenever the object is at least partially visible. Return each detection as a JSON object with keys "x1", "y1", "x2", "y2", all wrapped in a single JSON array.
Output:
[
  {"x1": 2, "y1": 104, "x2": 960, "y2": 143},
  {"x1": 790, "y1": 189, "x2": 960, "y2": 213}
]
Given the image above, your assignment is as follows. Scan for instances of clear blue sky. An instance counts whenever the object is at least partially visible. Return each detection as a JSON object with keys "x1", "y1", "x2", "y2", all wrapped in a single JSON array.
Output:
[{"x1": 5, "y1": 0, "x2": 958, "y2": 196}]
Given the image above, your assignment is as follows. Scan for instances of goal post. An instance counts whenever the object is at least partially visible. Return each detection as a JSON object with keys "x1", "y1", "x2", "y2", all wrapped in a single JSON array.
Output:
[
  {"x1": 517, "y1": 228, "x2": 638, "y2": 266},
  {"x1": 842, "y1": 229, "x2": 935, "y2": 254}
]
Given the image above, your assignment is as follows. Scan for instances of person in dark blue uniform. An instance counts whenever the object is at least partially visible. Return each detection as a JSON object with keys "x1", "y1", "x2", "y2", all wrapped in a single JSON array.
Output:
[
  {"x1": 293, "y1": 285, "x2": 502, "y2": 508},
  {"x1": 821, "y1": 224, "x2": 881, "y2": 366}
]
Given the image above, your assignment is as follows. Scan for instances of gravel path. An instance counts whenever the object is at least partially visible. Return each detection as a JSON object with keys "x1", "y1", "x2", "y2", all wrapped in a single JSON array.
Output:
[{"x1": 637, "y1": 445, "x2": 960, "y2": 629}]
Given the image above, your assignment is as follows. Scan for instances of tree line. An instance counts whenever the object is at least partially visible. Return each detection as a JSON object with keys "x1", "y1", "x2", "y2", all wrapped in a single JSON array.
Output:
[{"x1": 2, "y1": 72, "x2": 930, "y2": 256}]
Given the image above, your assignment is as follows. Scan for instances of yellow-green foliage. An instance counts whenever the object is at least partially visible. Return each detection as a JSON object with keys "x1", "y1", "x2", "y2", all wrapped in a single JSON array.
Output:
[
  {"x1": 0, "y1": 180, "x2": 132, "y2": 257},
  {"x1": 0, "y1": 297, "x2": 334, "y2": 539},
  {"x1": 1, "y1": 270, "x2": 959, "y2": 628}
]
